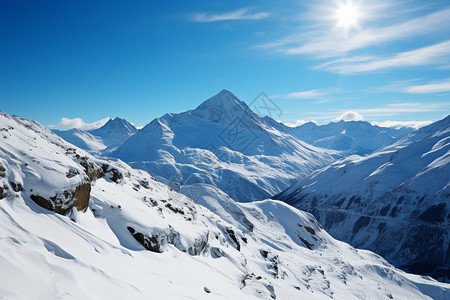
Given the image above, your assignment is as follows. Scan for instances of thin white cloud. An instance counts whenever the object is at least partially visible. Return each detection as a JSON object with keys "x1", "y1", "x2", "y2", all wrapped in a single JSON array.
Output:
[
  {"x1": 49, "y1": 117, "x2": 110, "y2": 130},
  {"x1": 192, "y1": 8, "x2": 269, "y2": 22},
  {"x1": 334, "y1": 111, "x2": 364, "y2": 121},
  {"x1": 371, "y1": 120, "x2": 432, "y2": 129},
  {"x1": 319, "y1": 40, "x2": 450, "y2": 74},
  {"x1": 404, "y1": 78, "x2": 450, "y2": 94},
  {"x1": 260, "y1": 6, "x2": 450, "y2": 59},
  {"x1": 283, "y1": 89, "x2": 326, "y2": 99},
  {"x1": 281, "y1": 119, "x2": 317, "y2": 127}
]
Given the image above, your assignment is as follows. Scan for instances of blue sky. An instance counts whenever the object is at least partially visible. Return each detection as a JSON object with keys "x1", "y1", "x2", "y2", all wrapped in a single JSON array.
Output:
[{"x1": 1, "y1": 0, "x2": 449, "y2": 129}]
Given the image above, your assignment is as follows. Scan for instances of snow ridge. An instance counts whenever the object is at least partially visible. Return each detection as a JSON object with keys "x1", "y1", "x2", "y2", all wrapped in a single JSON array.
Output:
[
  {"x1": 276, "y1": 114, "x2": 450, "y2": 281},
  {"x1": 0, "y1": 110, "x2": 448, "y2": 299}
]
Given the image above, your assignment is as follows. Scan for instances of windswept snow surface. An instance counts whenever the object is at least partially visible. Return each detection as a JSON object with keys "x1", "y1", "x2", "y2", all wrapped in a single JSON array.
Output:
[
  {"x1": 0, "y1": 111, "x2": 448, "y2": 299},
  {"x1": 276, "y1": 115, "x2": 450, "y2": 281},
  {"x1": 111, "y1": 90, "x2": 340, "y2": 203}
]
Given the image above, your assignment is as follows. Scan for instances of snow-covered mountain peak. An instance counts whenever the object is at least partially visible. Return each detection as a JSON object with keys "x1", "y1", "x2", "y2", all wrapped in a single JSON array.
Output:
[
  {"x1": 53, "y1": 117, "x2": 138, "y2": 155},
  {"x1": 192, "y1": 89, "x2": 255, "y2": 123},
  {"x1": 91, "y1": 117, "x2": 137, "y2": 136}
]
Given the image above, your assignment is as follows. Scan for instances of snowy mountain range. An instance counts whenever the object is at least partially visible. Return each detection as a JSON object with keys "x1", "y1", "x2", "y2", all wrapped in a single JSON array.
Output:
[
  {"x1": 1, "y1": 110, "x2": 449, "y2": 299},
  {"x1": 287, "y1": 120, "x2": 414, "y2": 155},
  {"x1": 276, "y1": 114, "x2": 450, "y2": 282},
  {"x1": 111, "y1": 90, "x2": 340, "y2": 203},
  {"x1": 53, "y1": 117, "x2": 137, "y2": 154}
]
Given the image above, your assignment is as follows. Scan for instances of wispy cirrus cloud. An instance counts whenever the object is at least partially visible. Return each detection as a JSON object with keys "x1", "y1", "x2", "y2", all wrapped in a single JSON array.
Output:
[
  {"x1": 377, "y1": 78, "x2": 450, "y2": 94},
  {"x1": 404, "y1": 78, "x2": 450, "y2": 94},
  {"x1": 278, "y1": 7, "x2": 450, "y2": 58},
  {"x1": 257, "y1": 4, "x2": 450, "y2": 73},
  {"x1": 318, "y1": 40, "x2": 450, "y2": 74},
  {"x1": 278, "y1": 89, "x2": 326, "y2": 99},
  {"x1": 191, "y1": 8, "x2": 269, "y2": 22}
]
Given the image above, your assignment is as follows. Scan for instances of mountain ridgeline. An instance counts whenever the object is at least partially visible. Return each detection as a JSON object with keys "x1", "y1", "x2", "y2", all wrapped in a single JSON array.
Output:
[
  {"x1": 276, "y1": 114, "x2": 450, "y2": 281},
  {"x1": 2, "y1": 110, "x2": 448, "y2": 299},
  {"x1": 50, "y1": 89, "x2": 447, "y2": 283}
]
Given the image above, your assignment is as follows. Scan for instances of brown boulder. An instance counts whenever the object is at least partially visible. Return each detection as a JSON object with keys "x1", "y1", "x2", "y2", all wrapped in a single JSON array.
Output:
[{"x1": 30, "y1": 182, "x2": 91, "y2": 215}]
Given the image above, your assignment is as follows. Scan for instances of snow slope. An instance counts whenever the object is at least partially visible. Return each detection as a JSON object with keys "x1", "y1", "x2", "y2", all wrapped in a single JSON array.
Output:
[
  {"x1": 1, "y1": 111, "x2": 448, "y2": 299},
  {"x1": 53, "y1": 117, "x2": 137, "y2": 154},
  {"x1": 111, "y1": 90, "x2": 340, "y2": 202},
  {"x1": 288, "y1": 120, "x2": 413, "y2": 155},
  {"x1": 276, "y1": 115, "x2": 450, "y2": 281}
]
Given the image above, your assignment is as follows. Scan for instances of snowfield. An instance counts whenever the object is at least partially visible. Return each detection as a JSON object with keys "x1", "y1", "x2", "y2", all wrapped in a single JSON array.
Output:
[{"x1": 0, "y1": 111, "x2": 449, "y2": 299}]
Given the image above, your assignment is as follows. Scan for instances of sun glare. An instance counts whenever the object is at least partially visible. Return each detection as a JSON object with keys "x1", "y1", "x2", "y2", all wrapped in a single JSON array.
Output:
[{"x1": 335, "y1": 1, "x2": 361, "y2": 29}]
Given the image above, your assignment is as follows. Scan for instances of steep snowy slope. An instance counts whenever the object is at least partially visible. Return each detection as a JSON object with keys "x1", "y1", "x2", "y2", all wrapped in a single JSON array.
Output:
[
  {"x1": 112, "y1": 90, "x2": 340, "y2": 202},
  {"x1": 53, "y1": 117, "x2": 137, "y2": 154},
  {"x1": 0, "y1": 110, "x2": 448, "y2": 299},
  {"x1": 288, "y1": 120, "x2": 413, "y2": 155},
  {"x1": 276, "y1": 115, "x2": 450, "y2": 281}
]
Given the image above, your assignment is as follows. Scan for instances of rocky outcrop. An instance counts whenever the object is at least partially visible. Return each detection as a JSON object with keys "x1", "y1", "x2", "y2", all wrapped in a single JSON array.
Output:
[
  {"x1": 30, "y1": 182, "x2": 91, "y2": 215},
  {"x1": 127, "y1": 226, "x2": 209, "y2": 255},
  {"x1": 101, "y1": 164, "x2": 123, "y2": 183},
  {"x1": 0, "y1": 186, "x2": 6, "y2": 199}
]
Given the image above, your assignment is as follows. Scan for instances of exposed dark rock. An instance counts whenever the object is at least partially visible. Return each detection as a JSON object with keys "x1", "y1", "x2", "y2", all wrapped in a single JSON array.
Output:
[
  {"x1": 30, "y1": 182, "x2": 91, "y2": 215},
  {"x1": 30, "y1": 194, "x2": 54, "y2": 211},
  {"x1": 225, "y1": 228, "x2": 240, "y2": 251},
  {"x1": 140, "y1": 179, "x2": 150, "y2": 189},
  {"x1": 304, "y1": 225, "x2": 316, "y2": 235},
  {"x1": 80, "y1": 158, "x2": 103, "y2": 181},
  {"x1": 204, "y1": 287, "x2": 211, "y2": 294},
  {"x1": 165, "y1": 203, "x2": 184, "y2": 215},
  {"x1": 0, "y1": 165, "x2": 6, "y2": 177},
  {"x1": 10, "y1": 182, "x2": 23, "y2": 192},
  {"x1": 260, "y1": 249, "x2": 269, "y2": 259},
  {"x1": 298, "y1": 235, "x2": 313, "y2": 250},
  {"x1": 127, "y1": 227, "x2": 162, "y2": 252},
  {"x1": 211, "y1": 247, "x2": 226, "y2": 258},
  {"x1": 0, "y1": 186, "x2": 6, "y2": 199},
  {"x1": 66, "y1": 168, "x2": 79, "y2": 178},
  {"x1": 188, "y1": 235, "x2": 208, "y2": 255},
  {"x1": 101, "y1": 164, "x2": 123, "y2": 183}
]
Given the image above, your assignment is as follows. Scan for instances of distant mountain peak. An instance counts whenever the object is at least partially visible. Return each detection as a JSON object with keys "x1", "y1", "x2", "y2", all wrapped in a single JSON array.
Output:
[
  {"x1": 192, "y1": 89, "x2": 255, "y2": 123},
  {"x1": 94, "y1": 117, "x2": 137, "y2": 135}
]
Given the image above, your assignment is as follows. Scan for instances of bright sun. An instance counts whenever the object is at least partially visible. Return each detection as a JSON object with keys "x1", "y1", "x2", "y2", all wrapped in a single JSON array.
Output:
[{"x1": 335, "y1": 1, "x2": 361, "y2": 29}]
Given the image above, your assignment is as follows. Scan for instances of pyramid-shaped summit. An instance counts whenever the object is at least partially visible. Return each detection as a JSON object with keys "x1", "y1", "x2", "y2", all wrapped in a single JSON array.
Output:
[
  {"x1": 92, "y1": 117, "x2": 137, "y2": 135},
  {"x1": 192, "y1": 89, "x2": 255, "y2": 123}
]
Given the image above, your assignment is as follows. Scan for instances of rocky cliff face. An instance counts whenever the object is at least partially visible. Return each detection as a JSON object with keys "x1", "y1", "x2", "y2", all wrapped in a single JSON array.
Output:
[{"x1": 276, "y1": 115, "x2": 450, "y2": 281}]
